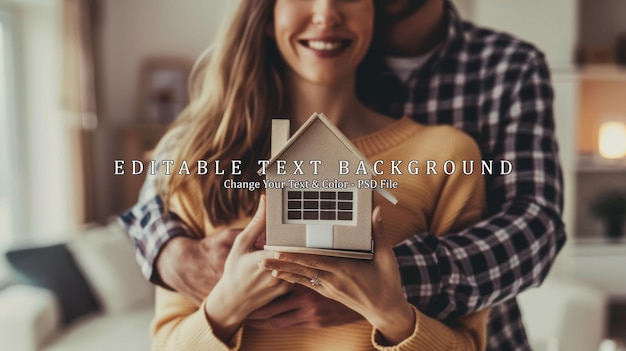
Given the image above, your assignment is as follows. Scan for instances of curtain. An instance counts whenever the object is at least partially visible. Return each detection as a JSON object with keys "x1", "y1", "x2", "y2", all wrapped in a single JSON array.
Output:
[{"x1": 61, "y1": 0, "x2": 99, "y2": 223}]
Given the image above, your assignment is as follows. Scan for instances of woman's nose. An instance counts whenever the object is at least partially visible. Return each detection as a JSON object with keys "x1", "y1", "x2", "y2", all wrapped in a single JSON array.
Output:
[{"x1": 311, "y1": 0, "x2": 342, "y2": 28}]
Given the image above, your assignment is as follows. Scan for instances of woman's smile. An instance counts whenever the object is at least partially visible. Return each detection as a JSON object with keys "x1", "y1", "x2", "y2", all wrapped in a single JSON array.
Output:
[
  {"x1": 298, "y1": 37, "x2": 353, "y2": 58},
  {"x1": 273, "y1": 0, "x2": 374, "y2": 85}
]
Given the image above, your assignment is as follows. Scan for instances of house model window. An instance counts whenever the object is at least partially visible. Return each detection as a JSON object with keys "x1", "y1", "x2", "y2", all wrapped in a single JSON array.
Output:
[
  {"x1": 285, "y1": 190, "x2": 355, "y2": 222},
  {"x1": 260, "y1": 113, "x2": 397, "y2": 259}
]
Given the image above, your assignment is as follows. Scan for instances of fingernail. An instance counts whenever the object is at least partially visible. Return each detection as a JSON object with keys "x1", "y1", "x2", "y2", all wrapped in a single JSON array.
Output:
[
  {"x1": 376, "y1": 208, "x2": 382, "y2": 223},
  {"x1": 271, "y1": 269, "x2": 279, "y2": 277}
]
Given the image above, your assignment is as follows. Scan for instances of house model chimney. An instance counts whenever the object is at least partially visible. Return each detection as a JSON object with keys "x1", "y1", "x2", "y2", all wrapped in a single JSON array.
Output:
[{"x1": 271, "y1": 119, "x2": 290, "y2": 158}]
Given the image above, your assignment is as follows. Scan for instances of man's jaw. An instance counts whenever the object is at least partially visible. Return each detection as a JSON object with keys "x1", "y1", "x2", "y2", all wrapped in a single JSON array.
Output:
[{"x1": 381, "y1": 0, "x2": 429, "y2": 23}]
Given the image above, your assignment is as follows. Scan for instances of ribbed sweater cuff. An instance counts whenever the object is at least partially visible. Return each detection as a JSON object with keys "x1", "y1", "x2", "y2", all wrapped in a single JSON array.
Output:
[
  {"x1": 181, "y1": 298, "x2": 244, "y2": 351},
  {"x1": 371, "y1": 305, "x2": 456, "y2": 351}
]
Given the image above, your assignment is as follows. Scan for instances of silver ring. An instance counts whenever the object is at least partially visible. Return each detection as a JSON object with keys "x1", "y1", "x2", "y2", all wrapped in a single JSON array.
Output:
[{"x1": 310, "y1": 270, "x2": 321, "y2": 286}]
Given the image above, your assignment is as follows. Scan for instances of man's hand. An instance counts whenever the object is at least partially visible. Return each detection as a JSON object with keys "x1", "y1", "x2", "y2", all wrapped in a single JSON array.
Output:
[
  {"x1": 245, "y1": 285, "x2": 362, "y2": 329},
  {"x1": 156, "y1": 228, "x2": 247, "y2": 306}
]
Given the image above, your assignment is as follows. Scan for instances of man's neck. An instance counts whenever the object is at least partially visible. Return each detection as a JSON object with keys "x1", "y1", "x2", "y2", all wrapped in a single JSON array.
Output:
[{"x1": 385, "y1": 0, "x2": 448, "y2": 57}]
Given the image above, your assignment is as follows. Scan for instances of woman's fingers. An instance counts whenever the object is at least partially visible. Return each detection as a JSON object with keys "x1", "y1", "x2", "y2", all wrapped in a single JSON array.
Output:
[
  {"x1": 265, "y1": 252, "x2": 340, "y2": 273},
  {"x1": 272, "y1": 270, "x2": 323, "y2": 289},
  {"x1": 233, "y1": 195, "x2": 267, "y2": 253},
  {"x1": 261, "y1": 259, "x2": 319, "y2": 280}
]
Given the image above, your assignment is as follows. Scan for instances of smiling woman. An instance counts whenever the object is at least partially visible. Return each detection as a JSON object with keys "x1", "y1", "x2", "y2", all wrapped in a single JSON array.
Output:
[
  {"x1": 272, "y1": 0, "x2": 374, "y2": 85},
  {"x1": 148, "y1": 0, "x2": 489, "y2": 350}
]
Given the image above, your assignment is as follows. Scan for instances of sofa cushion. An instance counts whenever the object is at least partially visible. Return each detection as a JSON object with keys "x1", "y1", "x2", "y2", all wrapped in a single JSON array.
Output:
[
  {"x1": 67, "y1": 221, "x2": 154, "y2": 315},
  {"x1": 518, "y1": 277, "x2": 607, "y2": 351},
  {"x1": 5, "y1": 244, "x2": 101, "y2": 325},
  {"x1": 42, "y1": 306, "x2": 153, "y2": 351},
  {"x1": 0, "y1": 285, "x2": 62, "y2": 351}
]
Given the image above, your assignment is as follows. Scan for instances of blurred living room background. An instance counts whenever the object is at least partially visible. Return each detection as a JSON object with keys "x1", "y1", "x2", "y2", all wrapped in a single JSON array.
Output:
[{"x1": 0, "y1": 0, "x2": 625, "y2": 350}]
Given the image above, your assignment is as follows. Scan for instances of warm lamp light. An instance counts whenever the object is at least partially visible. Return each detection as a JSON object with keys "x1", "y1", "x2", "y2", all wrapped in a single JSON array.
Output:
[{"x1": 598, "y1": 121, "x2": 626, "y2": 159}]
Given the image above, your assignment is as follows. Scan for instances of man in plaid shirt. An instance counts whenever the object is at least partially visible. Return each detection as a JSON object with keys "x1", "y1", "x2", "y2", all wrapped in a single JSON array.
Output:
[{"x1": 120, "y1": 1, "x2": 566, "y2": 350}]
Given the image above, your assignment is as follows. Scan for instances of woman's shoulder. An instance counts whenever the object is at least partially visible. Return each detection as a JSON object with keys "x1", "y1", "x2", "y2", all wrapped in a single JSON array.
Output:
[
  {"x1": 407, "y1": 120, "x2": 469, "y2": 140},
  {"x1": 404, "y1": 120, "x2": 481, "y2": 160}
]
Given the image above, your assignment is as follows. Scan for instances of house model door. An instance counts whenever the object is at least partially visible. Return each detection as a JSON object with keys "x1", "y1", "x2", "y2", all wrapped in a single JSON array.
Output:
[{"x1": 284, "y1": 190, "x2": 356, "y2": 249}]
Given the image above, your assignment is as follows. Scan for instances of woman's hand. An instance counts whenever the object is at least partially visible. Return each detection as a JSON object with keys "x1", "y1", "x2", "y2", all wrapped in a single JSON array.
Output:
[
  {"x1": 205, "y1": 195, "x2": 292, "y2": 343},
  {"x1": 260, "y1": 207, "x2": 416, "y2": 345}
]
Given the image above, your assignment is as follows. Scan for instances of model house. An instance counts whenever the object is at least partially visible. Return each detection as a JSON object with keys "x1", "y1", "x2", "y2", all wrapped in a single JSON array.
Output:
[{"x1": 261, "y1": 113, "x2": 397, "y2": 259}]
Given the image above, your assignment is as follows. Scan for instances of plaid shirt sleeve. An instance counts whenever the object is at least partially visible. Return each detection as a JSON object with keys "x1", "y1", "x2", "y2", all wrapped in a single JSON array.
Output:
[
  {"x1": 118, "y1": 161, "x2": 194, "y2": 285},
  {"x1": 393, "y1": 55, "x2": 567, "y2": 320}
]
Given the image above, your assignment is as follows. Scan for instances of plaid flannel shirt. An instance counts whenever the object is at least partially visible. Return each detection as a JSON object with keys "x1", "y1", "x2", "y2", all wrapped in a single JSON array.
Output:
[{"x1": 119, "y1": 3, "x2": 566, "y2": 350}]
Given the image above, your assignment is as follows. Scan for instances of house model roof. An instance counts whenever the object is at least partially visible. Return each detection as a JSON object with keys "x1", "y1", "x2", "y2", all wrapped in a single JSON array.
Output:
[{"x1": 260, "y1": 112, "x2": 398, "y2": 205}]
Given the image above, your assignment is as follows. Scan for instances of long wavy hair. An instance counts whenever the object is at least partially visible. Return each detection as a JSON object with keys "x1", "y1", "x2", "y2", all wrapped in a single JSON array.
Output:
[
  {"x1": 154, "y1": 0, "x2": 384, "y2": 232},
  {"x1": 154, "y1": 0, "x2": 283, "y2": 230}
]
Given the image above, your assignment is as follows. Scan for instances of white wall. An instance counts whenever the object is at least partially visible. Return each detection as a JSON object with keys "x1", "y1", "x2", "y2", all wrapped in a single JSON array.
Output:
[
  {"x1": 450, "y1": 0, "x2": 474, "y2": 19},
  {"x1": 550, "y1": 72, "x2": 580, "y2": 276},
  {"x1": 95, "y1": 0, "x2": 227, "y2": 219},
  {"x1": 98, "y1": 0, "x2": 228, "y2": 126},
  {"x1": 470, "y1": 0, "x2": 578, "y2": 68}
]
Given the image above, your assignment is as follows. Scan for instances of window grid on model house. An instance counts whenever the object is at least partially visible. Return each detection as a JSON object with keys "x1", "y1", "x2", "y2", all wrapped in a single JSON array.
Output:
[{"x1": 286, "y1": 191, "x2": 353, "y2": 221}]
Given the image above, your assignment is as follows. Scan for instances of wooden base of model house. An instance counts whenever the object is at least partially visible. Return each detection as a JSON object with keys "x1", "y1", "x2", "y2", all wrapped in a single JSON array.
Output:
[{"x1": 263, "y1": 245, "x2": 374, "y2": 260}]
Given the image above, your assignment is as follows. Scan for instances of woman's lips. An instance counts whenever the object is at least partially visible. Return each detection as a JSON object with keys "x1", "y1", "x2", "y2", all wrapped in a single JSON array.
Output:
[{"x1": 298, "y1": 39, "x2": 352, "y2": 58}]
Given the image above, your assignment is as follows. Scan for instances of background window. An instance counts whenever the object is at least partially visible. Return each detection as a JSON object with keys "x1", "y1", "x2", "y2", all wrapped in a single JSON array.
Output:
[
  {"x1": 0, "y1": 15, "x2": 10, "y2": 285},
  {"x1": 0, "y1": 7, "x2": 20, "y2": 287},
  {"x1": 0, "y1": 15, "x2": 9, "y2": 250}
]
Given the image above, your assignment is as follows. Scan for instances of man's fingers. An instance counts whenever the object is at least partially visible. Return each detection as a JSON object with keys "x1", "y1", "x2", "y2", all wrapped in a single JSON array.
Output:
[
  {"x1": 233, "y1": 195, "x2": 267, "y2": 252},
  {"x1": 247, "y1": 293, "x2": 300, "y2": 320},
  {"x1": 260, "y1": 260, "x2": 319, "y2": 282},
  {"x1": 245, "y1": 310, "x2": 308, "y2": 330},
  {"x1": 273, "y1": 271, "x2": 320, "y2": 290},
  {"x1": 246, "y1": 300, "x2": 298, "y2": 320}
]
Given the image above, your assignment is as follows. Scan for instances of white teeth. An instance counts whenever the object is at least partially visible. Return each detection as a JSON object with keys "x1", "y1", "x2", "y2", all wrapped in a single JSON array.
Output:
[{"x1": 307, "y1": 40, "x2": 342, "y2": 51}]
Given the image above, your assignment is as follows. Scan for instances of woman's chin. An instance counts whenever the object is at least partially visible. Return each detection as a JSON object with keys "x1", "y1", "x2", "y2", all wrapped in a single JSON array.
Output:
[{"x1": 298, "y1": 71, "x2": 354, "y2": 87}]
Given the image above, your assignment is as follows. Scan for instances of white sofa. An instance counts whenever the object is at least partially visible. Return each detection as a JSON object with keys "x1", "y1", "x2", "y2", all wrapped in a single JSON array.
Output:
[
  {"x1": 517, "y1": 277, "x2": 608, "y2": 351},
  {"x1": 0, "y1": 222, "x2": 155, "y2": 351},
  {"x1": 0, "y1": 285, "x2": 153, "y2": 351}
]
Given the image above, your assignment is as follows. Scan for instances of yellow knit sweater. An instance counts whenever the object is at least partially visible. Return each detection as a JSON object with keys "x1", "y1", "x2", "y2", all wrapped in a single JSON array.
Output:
[{"x1": 151, "y1": 117, "x2": 489, "y2": 351}]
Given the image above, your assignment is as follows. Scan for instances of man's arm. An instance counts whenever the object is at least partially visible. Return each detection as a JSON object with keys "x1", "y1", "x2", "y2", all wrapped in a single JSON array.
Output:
[
  {"x1": 118, "y1": 167, "x2": 358, "y2": 326},
  {"x1": 393, "y1": 54, "x2": 566, "y2": 320},
  {"x1": 118, "y1": 170, "x2": 193, "y2": 286},
  {"x1": 118, "y1": 166, "x2": 244, "y2": 305}
]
